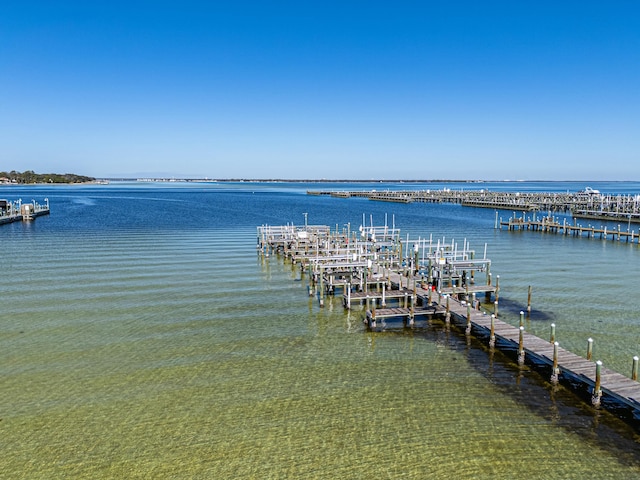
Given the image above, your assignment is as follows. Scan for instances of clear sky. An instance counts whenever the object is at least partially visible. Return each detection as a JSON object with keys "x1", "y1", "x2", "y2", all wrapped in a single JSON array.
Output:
[{"x1": 1, "y1": 1, "x2": 639, "y2": 180}]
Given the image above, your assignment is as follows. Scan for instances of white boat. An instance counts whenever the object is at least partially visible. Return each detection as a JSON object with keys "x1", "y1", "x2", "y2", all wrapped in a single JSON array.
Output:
[{"x1": 582, "y1": 186, "x2": 600, "y2": 194}]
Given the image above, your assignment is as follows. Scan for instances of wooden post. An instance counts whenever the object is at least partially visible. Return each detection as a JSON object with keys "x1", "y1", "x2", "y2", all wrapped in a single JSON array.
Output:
[
  {"x1": 466, "y1": 303, "x2": 471, "y2": 335},
  {"x1": 550, "y1": 323, "x2": 556, "y2": 343},
  {"x1": 587, "y1": 338, "x2": 593, "y2": 361},
  {"x1": 495, "y1": 275, "x2": 500, "y2": 302},
  {"x1": 445, "y1": 295, "x2": 450, "y2": 324},
  {"x1": 489, "y1": 314, "x2": 495, "y2": 347},
  {"x1": 319, "y1": 269, "x2": 325, "y2": 307},
  {"x1": 592, "y1": 360, "x2": 603, "y2": 407},
  {"x1": 527, "y1": 285, "x2": 532, "y2": 314},
  {"x1": 485, "y1": 271, "x2": 492, "y2": 302},
  {"x1": 518, "y1": 326, "x2": 525, "y2": 365},
  {"x1": 494, "y1": 300, "x2": 498, "y2": 318},
  {"x1": 381, "y1": 282, "x2": 386, "y2": 307},
  {"x1": 409, "y1": 294, "x2": 415, "y2": 326},
  {"x1": 465, "y1": 272, "x2": 470, "y2": 302},
  {"x1": 470, "y1": 252, "x2": 475, "y2": 284},
  {"x1": 633, "y1": 356, "x2": 639, "y2": 381},
  {"x1": 551, "y1": 341, "x2": 560, "y2": 384},
  {"x1": 519, "y1": 311, "x2": 524, "y2": 328},
  {"x1": 346, "y1": 282, "x2": 351, "y2": 309}
]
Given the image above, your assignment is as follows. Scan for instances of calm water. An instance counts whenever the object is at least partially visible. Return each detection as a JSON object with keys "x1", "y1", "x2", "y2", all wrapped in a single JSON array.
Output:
[{"x1": 1, "y1": 181, "x2": 640, "y2": 478}]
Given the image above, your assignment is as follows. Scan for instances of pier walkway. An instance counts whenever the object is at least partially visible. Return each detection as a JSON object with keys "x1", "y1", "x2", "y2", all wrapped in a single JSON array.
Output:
[
  {"x1": 258, "y1": 220, "x2": 640, "y2": 427},
  {"x1": 499, "y1": 214, "x2": 640, "y2": 244},
  {"x1": 445, "y1": 295, "x2": 640, "y2": 415},
  {"x1": 0, "y1": 198, "x2": 50, "y2": 225},
  {"x1": 308, "y1": 188, "x2": 640, "y2": 224}
]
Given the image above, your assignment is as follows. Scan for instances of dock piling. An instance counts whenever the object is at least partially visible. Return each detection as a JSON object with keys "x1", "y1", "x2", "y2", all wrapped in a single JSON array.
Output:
[
  {"x1": 518, "y1": 326, "x2": 525, "y2": 365},
  {"x1": 551, "y1": 341, "x2": 560, "y2": 384},
  {"x1": 592, "y1": 361, "x2": 603, "y2": 407},
  {"x1": 445, "y1": 295, "x2": 451, "y2": 324},
  {"x1": 633, "y1": 356, "x2": 639, "y2": 381},
  {"x1": 587, "y1": 338, "x2": 593, "y2": 361},
  {"x1": 489, "y1": 314, "x2": 495, "y2": 347}
]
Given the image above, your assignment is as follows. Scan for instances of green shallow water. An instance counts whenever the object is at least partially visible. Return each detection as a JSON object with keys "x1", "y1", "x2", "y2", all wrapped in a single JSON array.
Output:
[
  {"x1": 2, "y1": 227, "x2": 640, "y2": 479},
  {"x1": 2, "y1": 183, "x2": 640, "y2": 478}
]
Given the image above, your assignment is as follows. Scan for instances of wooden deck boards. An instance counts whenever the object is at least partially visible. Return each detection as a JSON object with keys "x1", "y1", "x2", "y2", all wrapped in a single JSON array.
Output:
[
  {"x1": 441, "y1": 295, "x2": 640, "y2": 409},
  {"x1": 259, "y1": 220, "x2": 640, "y2": 426}
]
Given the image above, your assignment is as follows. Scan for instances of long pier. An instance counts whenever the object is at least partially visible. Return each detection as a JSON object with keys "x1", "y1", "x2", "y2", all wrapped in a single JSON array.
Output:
[
  {"x1": 258, "y1": 220, "x2": 640, "y2": 429},
  {"x1": 499, "y1": 213, "x2": 640, "y2": 244},
  {"x1": 0, "y1": 198, "x2": 50, "y2": 224},
  {"x1": 308, "y1": 188, "x2": 640, "y2": 223},
  {"x1": 445, "y1": 297, "x2": 640, "y2": 418}
]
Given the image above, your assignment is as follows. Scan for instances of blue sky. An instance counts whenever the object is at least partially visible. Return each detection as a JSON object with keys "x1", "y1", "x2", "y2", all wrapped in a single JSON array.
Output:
[{"x1": 1, "y1": 1, "x2": 639, "y2": 180}]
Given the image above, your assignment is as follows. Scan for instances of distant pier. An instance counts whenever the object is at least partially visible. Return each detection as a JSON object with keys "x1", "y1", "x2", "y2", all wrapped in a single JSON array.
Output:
[
  {"x1": 308, "y1": 188, "x2": 640, "y2": 224},
  {"x1": 499, "y1": 213, "x2": 640, "y2": 244},
  {"x1": 0, "y1": 198, "x2": 50, "y2": 225},
  {"x1": 258, "y1": 219, "x2": 640, "y2": 429}
]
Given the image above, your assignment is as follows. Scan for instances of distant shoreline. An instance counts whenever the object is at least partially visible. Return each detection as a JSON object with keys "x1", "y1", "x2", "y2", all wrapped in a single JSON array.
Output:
[{"x1": 103, "y1": 178, "x2": 635, "y2": 184}]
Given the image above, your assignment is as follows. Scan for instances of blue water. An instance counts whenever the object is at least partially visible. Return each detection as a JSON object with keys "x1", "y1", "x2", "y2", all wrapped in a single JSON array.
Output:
[{"x1": 1, "y1": 180, "x2": 640, "y2": 478}]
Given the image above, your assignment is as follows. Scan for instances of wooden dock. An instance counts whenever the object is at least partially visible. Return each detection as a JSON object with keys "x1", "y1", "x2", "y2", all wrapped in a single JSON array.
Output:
[
  {"x1": 445, "y1": 296, "x2": 640, "y2": 415},
  {"x1": 258, "y1": 219, "x2": 640, "y2": 428},
  {"x1": 0, "y1": 198, "x2": 50, "y2": 224},
  {"x1": 499, "y1": 214, "x2": 640, "y2": 244},
  {"x1": 308, "y1": 188, "x2": 640, "y2": 224}
]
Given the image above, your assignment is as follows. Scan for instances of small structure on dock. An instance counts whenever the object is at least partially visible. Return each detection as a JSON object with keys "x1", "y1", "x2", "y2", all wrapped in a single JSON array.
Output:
[{"x1": 0, "y1": 198, "x2": 50, "y2": 225}]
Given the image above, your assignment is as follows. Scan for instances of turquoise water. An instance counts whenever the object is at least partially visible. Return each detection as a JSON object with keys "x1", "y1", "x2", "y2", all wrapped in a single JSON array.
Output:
[{"x1": 1, "y1": 181, "x2": 639, "y2": 478}]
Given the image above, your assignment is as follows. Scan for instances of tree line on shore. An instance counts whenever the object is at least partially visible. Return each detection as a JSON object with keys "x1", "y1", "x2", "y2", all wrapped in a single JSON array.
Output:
[{"x1": 0, "y1": 170, "x2": 95, "y2": 184}]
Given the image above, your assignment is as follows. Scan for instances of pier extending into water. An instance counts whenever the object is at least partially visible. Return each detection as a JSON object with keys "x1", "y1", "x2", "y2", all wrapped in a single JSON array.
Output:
[
  {"x1": 258, "y1": 219, "x2": 640, "y2": 429},
  {"x1": 499, "y1": 212, "x2": 640, "y2": 244},
  {"x1": 308, "y1": 188, "x2": 640, "y2": 224},
  {"x1": 0, "y1": 198, "x2": 50, "y2": 224}
]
